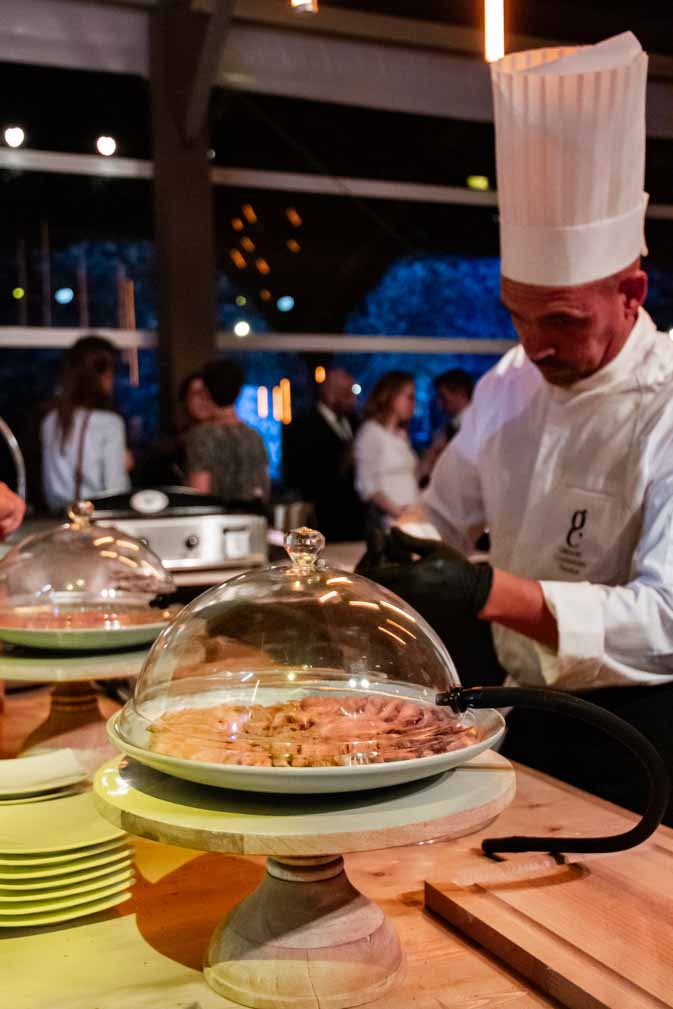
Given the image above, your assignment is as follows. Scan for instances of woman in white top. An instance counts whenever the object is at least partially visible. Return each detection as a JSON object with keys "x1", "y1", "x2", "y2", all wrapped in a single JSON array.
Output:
[
  {"x1": 354, "y1": 371, "x2": 419, "y2": 530},
  {"x1": 41, "y1": 336, "x2": 131, "y2": 512}
]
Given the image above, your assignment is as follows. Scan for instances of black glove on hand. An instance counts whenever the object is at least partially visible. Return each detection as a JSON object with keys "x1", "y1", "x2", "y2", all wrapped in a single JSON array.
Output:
[{"x1": 355, "y1": 527, "x2": 493, "y2": 630}]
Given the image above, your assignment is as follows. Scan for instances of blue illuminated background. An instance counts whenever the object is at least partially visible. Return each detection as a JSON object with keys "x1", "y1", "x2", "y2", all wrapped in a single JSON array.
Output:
[{"x1": 1, "y1": 245, "x2": 672, "y2": 492}]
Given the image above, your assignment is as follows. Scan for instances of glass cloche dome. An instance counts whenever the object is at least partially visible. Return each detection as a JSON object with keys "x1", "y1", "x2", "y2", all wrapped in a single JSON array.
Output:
[
  {"x1": 0, "y1": 500, "x2": 176, "y2": 651},
  {"x1": 113, "y1": 528, "x2": 502, "y2": 793}
]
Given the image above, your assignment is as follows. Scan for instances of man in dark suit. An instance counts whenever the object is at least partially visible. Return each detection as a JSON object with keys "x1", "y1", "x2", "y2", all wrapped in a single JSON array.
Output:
[{"x1": 283, "y1": 368, "x2": 365, "y2": 542}]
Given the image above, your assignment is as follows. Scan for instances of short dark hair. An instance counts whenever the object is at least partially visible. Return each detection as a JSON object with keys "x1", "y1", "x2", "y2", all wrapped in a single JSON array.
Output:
[
  {"x1": 433, "y1": 368, "x2": 474, "y2": 398},
  {"x1": 202, "y1": 359, "x2": 244, "y2": 407}
]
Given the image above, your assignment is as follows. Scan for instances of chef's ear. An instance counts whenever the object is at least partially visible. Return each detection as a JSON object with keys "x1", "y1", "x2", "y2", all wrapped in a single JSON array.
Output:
[{"x1": 618, "y1": 267, "x2": 648, "y2": 313}]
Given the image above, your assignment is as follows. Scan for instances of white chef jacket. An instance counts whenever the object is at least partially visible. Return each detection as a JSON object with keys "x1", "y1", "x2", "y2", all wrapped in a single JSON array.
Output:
[
  {"x1": 422, "y1": 308, "x2": 673, "y2": 691},
  {"x1": 354, "y1": 420, "x2": 419, "y2": 513}
]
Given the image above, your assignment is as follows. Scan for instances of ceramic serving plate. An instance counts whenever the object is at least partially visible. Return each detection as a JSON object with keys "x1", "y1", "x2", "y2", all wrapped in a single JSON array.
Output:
[
  {"x1": 0, "y1": 865, "x2": 134, "y2": 899},
  {"x1": 0, "y1": 793, "x2": 125, "y2": 854},
  {"x1": 0, "y1": 875, "x2": 134, "y2": 915},
  {"x1": 0, "y1": 622, "x2": 167, "y2": 652},
  {"x1": 108, "y1": 707, "x2": 506, "y2": 795},
  {"x1": 0, "y1": 787, "x2": 81, "y2": 805},
  {"x1": 0, "y1": 749, "x2": 87, "y2": 796},
  {"x1": 0, "y1": 890, "x2": 132, "y2": 927},
  {"x1": 0, "y1": 838, "x2": 128, "y2": 866},
  {"x1": 0, "y1": 853, "x2": 133, "y2": 885}
]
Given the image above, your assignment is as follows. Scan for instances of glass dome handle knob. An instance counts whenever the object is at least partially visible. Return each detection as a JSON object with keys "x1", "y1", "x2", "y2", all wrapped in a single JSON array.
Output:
[
  {"x1": 285, "y1": 527, "x2": 325, "y2": 571},
  {"x1": 67, "y1": 500, "x2": 95, "y2": 528}
]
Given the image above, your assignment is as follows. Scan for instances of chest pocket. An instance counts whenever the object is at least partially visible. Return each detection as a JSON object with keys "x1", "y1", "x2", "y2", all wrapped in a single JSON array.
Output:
[{"x1": 550, "y1": 486, "x2": 636, "y2": 584}]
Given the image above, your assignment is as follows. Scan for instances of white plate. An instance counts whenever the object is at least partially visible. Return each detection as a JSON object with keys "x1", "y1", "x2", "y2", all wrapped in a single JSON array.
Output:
[
  {"x1": 0, "y1": 749, "x2": 87, "y2": 796},
  {"x1": 0, "y1": 875, "x2": 134, "y2": 914},
  {"x1": 0, "y1": 865, "x2": 134, "y2": 898},
  {"x1": 0, "y1": 890, "x2": 131, "y2": 927},
  {"x1": 0, "y1": 622, "x2": 166, "y2": 652},
  {"x1": 109, "y1": 707, "x2": 506, "y2": 794},
  {"x1": 0, "y1": 838, "x2": 128, "y2": 866},
  {"x1": 0, "y1": 852, "x2": 132, "y2": 883},
  {"x1": 0, "y1": 793, "x2": 125, "y2": 854},
  {"x1": 0, "y1": 787, "x2": 81, "y2": 806}
]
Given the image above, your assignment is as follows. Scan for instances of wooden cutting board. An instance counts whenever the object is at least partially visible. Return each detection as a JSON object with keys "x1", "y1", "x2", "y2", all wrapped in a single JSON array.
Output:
[{"x1": 425, "y1": 768, "x2": 673, "y2": 1009}]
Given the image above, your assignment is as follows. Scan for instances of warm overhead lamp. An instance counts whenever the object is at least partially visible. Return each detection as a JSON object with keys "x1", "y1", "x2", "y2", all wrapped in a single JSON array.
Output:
[
  {"x1": 291, "y1": 0, "x2": 318, "y2": 11},
  {"x1": 485, "y1": 0, "x2": 505, "y2": 62},
  {"x1": 96, "y1": 135, "x2": 117, "y2": 157},
  {"x1": 3, "y1": 126, "x2": 25, "y2": 148}
]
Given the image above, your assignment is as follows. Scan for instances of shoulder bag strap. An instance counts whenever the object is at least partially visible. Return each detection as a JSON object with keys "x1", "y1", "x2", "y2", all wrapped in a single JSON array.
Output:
[{"x1": 74, "y1": 410, "x2": 91, "y2": 501}]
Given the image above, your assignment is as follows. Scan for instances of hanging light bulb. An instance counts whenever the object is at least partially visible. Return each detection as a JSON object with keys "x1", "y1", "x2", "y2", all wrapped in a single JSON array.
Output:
[
  {"x1": 291, "y1": 0, "x2": 318, "y2": 12},
  {"x1": 485, "y1": 0, "x2": 505, "y2": 63}
]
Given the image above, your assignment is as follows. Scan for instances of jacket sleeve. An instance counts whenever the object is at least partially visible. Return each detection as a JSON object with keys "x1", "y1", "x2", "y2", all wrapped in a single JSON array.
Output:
[
  {"x1": 421, "y1": 398, "x2": 487, "y2": 555},
  {"x1": 101, "y1": 414, "x2": 130, "y2": 493},
  {"x1": 535, "y1": 460, "x2": 673, "y2": 687},
  {"x1": 354, "y1": 424, "x2": 385, "y2": 501}
]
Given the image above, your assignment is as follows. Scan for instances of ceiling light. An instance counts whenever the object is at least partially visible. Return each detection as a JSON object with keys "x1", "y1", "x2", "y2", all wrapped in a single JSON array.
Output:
[
  {"x1": 12, "y1": 287, "x2": 25, "y2": 300},
  {"x1": 286, "y1": 207, "x2": 303, "y2": 227},
  {"x1": 276, "y1": 295, "x2": 295, "y2": 312},
  {"x1": 467, "y1": 175, "x2": 490, "y2": 191},
  {"x1": 259, "y1": 289, "x2": 272, "y2": 302},
  {"x1": 240, "y1": 236, "x2": 255, "y2": 253},
  {"x1": 485, "y1": 0, "x2": 504, "y2": 63},
  {"x1": 54, "y1": 287, "x2": 74, "y2": 305},
  {"x1": 234, "y1": 320, "x2": 251, "y2": 338},
  {"x1": 286, "y1": 239, "x2": 301, "y2": 253},
  {"x1": 242, "y1": 203, "x2": 257, "y2": 224},
  {"x1": 207, "y1": 148, "x2": 216, "y2": 160},
  {"x1": 96, "y1": 135, "x2": 116, "y2": 157},
  {"x1": 255, "y1": 258, "x2": 270, "y2": 275},
  {"x1": 291, "y1": 0, "x2": 318, "y2": 11},
  {"x1": 229, "y1": 249, "x2": 247, "y2": 269},
  {"x1": 235, "y1": 295, "x2": 247, "y2": 307},
  {"x1": 231, "y1": 218, "x2": 244, "y2": 232},
  {"x1": 352, "y1": 383, "x2": 362, "y2": 395},
  {"x1": 4, "y1": 127, "x2": 25, "y2": 149},
  {"x1": 315, "y1": 366, "x2": 326, "y2": 384}
]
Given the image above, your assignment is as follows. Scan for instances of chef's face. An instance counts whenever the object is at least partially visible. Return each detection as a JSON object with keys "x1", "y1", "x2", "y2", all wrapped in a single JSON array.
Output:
[{"x1": 501, "y1": 263, "x2": 647, "y2": 386}]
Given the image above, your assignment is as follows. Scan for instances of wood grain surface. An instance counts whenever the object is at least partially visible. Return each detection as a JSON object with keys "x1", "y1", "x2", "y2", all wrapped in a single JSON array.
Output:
[{"x1": 426, "y1": 766, "x2": 673, "y2": 1009}]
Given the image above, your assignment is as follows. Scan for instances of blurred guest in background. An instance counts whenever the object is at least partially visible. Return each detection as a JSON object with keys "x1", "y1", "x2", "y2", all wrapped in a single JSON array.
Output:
[
  {"x1": 422, "y1": 369, "x2": 475, "y2": 481},
  {"x1": 283, "y1": 367, "x2": 364, "y2": 542},
  {"x1": 354, "y1": 371, "x2": 419, "y2": 532},
  {"x1": 185, "y1": 359, "x2": 268, "y2": 504},
  {"x1": 41, "y1": 335, "x2": 130, "y2": 512},
  {"x1": 139, "y1": 371, "x2": 215, "y2": 486},
  {"x1": 434, "y1": 369, "x2": 474, "y2": 441},
  {"x1": 179, "y1": 372, "x2": 215, "y2": 430}
]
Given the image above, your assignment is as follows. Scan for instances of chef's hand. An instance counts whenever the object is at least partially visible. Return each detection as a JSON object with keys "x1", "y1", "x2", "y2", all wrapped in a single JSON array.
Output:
[
  {"x1": 0, "y1": 482, "x2": 25, "y2": 540},
  {"x1": 356, "y1": 527, "x2": 493, "y2": 627}
]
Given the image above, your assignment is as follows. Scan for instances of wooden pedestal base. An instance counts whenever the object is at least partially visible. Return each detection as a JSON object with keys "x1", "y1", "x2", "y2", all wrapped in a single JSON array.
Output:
[
  {"x1": 204, "y1": 855, "x2": 404, "y2": 1009},
  {"x1": 21, "y1": 681, "x2": 109, "y2": 754}
]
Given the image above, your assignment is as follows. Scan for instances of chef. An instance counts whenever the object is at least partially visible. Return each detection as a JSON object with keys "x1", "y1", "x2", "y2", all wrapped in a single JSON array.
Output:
[{"x1": 361, "y1": 33, "x2": 673, "y2": 818}]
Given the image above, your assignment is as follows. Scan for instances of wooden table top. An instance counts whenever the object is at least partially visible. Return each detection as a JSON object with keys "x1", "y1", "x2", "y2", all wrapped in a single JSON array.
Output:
[{"x1": 2, "y1": 686, "x2": 672, "y2": 1009}]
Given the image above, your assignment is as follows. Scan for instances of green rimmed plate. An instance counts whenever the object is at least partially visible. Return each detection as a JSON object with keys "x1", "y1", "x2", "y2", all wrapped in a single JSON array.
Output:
[
  {"x1": 0, "y1": 889, "x2": 132, "y2": 927},
  {"x1": 0, "y1": 847, "x2": 132, "y2": 880}
]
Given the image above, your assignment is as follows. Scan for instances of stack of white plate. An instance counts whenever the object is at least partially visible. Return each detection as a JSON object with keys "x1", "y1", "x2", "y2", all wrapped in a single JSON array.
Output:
[
  {"x1": 0, "y1": 791, "x2": 134, "y2": 927},
  {"x1": 0, "y1": 748, "x2": 91, "y2": 806}
]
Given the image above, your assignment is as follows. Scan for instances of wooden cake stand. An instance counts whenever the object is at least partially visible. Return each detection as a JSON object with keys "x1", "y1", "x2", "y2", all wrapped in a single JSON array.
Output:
[
  {"x1": 0, "y1": 646, "x2": 147, "y2": 753},
  {"x1": 94, "y1": 750, "x2": 515, "y2": 1009}
]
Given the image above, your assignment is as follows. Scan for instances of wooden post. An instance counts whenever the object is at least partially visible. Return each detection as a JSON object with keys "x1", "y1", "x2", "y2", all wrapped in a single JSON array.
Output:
[{"x1": 149, "y1": 3, "x2": 222, "y2": 433}]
